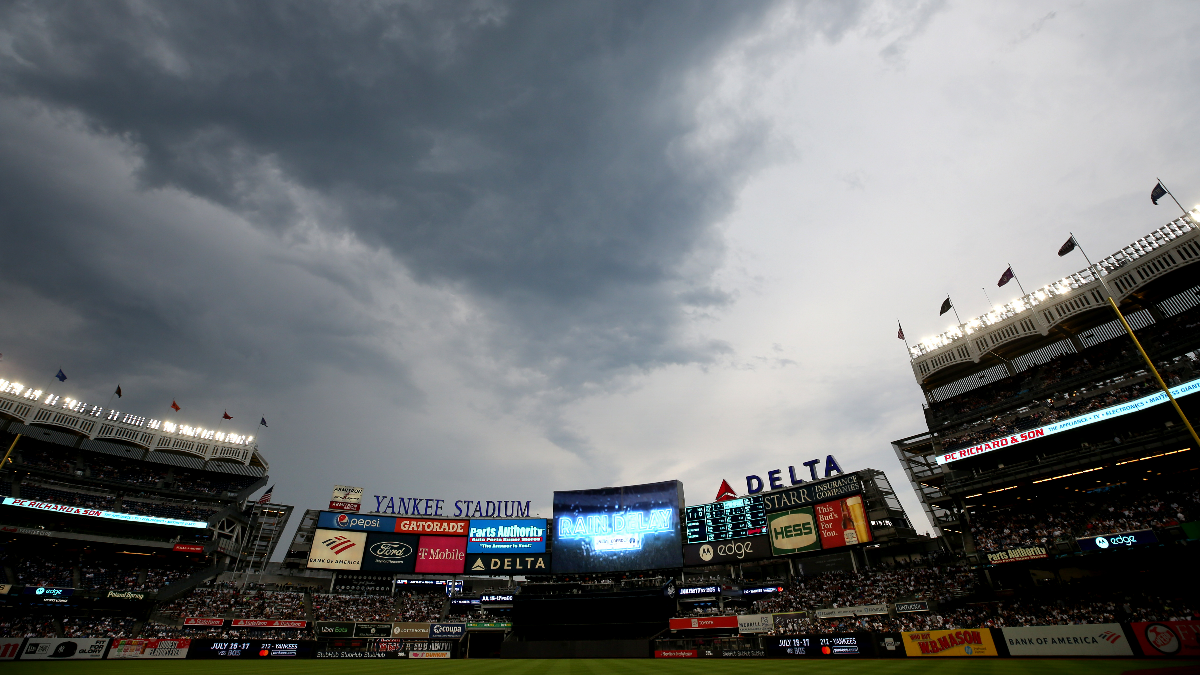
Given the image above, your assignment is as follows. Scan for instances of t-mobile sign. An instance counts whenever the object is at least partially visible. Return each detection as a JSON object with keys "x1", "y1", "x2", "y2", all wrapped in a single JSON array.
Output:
[{"x1": 415, "y1": 536, "x2": 467, "y2": 573}]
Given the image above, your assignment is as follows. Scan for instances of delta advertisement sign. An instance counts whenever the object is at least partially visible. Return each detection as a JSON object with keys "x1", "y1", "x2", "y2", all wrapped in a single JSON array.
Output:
[
  {"x1": 1, "y1": 497, "x2": 208, "y2": 529},
  {"x1": 937, "y1": 377, "x2": 1200, "y2": 465}
]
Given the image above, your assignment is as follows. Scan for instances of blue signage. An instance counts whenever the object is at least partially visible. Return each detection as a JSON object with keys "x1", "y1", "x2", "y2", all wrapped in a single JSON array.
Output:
[
  {"x1": 429, "y1": 623, "x2": 466, "y2": 639},
  {"x1": 467, "y1": 518, "x2": 547, "y2": 553},
  {"x1": 551, "y1": 480, "x2": 684, "y2": 574},
  {"x1": 679, "y1": 585, "x2": 721, "y2": 596},
  {"x1": 1077, "y1": 530, "x2": 1158, "y2": 551},
  {"x1": 745, "y1": 455, "x2": 844, "y2": 494},
  {"x1": 317, "y1": 511, "x2": 396, "y2": 532}
]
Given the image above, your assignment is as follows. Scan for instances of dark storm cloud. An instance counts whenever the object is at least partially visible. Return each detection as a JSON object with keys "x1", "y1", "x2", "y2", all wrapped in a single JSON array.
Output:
[{"x1": 0, "y1": 0, "x2": 796, "y2": 391}]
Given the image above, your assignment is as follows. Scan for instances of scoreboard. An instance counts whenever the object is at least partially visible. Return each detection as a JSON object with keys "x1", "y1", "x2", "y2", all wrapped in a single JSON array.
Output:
[{"x1": 685, "y1": 496, "x2": 767, "y2": 544}]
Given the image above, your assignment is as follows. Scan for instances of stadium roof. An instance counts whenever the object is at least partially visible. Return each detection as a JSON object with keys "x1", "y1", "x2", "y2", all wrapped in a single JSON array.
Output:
[
  {"x1": 0, "y1": 378, "x2": 266, "y2": 470},
  {"x1": 909, "y1": 213, "x2": 1200, "y2": 387}
]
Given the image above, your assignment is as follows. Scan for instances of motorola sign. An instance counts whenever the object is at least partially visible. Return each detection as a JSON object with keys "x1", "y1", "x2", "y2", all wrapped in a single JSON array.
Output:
[
  {"x1": 1077, "y1": 530, "x2": 1158, "y2": 552},
  {"x1": 683, "y1": 535, "x2": 771, "y2": 565}
]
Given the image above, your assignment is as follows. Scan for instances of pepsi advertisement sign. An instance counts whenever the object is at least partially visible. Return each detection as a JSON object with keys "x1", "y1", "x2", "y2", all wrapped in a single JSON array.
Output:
[
  {"x1": 318, "y1": 512, "x2": 395, "y2": 532},
  {"x1": 1077, "y1": 529, "x2": 1158, "y2": 552},
  {"x1": 467, "y1": 519, "x2": 547, "y2": 553}
]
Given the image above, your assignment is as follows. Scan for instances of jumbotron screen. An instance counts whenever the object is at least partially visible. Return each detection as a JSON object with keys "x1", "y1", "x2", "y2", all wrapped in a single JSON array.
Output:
[{"x1": 551, "y1": 480, "x2": 684, "y2": 573}]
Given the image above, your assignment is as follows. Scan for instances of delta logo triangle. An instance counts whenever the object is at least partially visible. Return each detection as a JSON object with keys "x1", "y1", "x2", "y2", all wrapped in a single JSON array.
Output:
[
  {"x1": 471, "y1": 558, "x2": 486, "y2": 571},
  {"x1": 715, "y1": 480, "x2": 738, "y2": 502}
]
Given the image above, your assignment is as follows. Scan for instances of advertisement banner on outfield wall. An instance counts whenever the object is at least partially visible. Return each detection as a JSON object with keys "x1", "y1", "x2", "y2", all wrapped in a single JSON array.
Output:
[
  {"x1": 0, "y1": 639, "x2": 23, "y2": 660},
  {"x1": 352, "y1": 623, "x2": 394, "y2": 638},
  {"x1": 902, "y1": 629, "x2": 997, "y2": 657},
  {"x1": 683, "y1": 535, "x2": 771, "y2": 565},
  {"x1": 314, "y1": 622, "x2": 354, "y2": 638},
  {"x1": 108, "y1": 639, "x2": 192, "y2": 659},
  {"x1": 307, "y1": 529, "x2": 366, "y2": 570},
  {"x1": 655, "y1": 649, "x2": 698, "y2": 658},
  {"x1": 669, "y1": 616, "x2": 739, "y2": 630},
  {"x1": 737, "y1": 614, "x2": 774, "y2": 633},
  {"x1": 1132, "y1": 621, "x2": 1200, "y2": 657},
  {"x1": 1001, "y1": 624, "x2": 1132, "y2": 656},
  {"x1": 392, "y1": 623, "x2": 432, "y2": 638},
  {"x1": 20, "y1": 638, "x2": 109, "y2": 660}
]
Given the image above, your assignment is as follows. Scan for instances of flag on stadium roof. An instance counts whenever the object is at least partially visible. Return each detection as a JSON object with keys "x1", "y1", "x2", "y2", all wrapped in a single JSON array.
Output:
[
  {"x1": 55, "y1": 369, "x2": 67, "y2": 382},
  {"x1": 897, "y1": 322, "x2": 905, "y2": 341},
  {"x1": 114, "y1": 385, "x2": 122, "y2": 398},
  {"x1": 1151, "y1": 181, "x2": 1168, "y2": 205},
  {"x1": 1058, "y1": 235, "x2": 1078, "y2": 257},
  {"x1": 939, "y1": 297, "x2": 953, "y2": 316},
  {"x1": 997, "y1": 266, "x2": 1015, "y2": 287},
  {"x1": 170, "y1": 399, "x2": 181, "y2": 411},
  {"x1": 222, "y1": 410, "x2": 232, "y2": 420},
  {"x1": 714, "y1": 479, "x2": 737, "y2": 502},
  {"x1": 258, "y1": 485, "x2": 275, "y2": 504},
  {"x1": 260, "y1": 416, "x2": 268, "y2": 427}
]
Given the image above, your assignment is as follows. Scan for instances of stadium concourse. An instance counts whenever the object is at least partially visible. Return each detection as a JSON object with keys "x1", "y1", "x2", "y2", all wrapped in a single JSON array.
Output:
[{"x1": 0, "y1": 217, "x2": 1198, "y2": 661}]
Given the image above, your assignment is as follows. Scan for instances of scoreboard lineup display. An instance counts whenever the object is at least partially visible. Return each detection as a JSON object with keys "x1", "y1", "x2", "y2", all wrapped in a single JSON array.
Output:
[{"x1": 685, "y1": 496, "x2": 767, "y2": 544}]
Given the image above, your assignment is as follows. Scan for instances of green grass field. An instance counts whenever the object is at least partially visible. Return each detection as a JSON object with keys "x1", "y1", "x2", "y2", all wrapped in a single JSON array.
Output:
[{"x1": 3, "y1": 660, "x2": 1198, "y2": 675}]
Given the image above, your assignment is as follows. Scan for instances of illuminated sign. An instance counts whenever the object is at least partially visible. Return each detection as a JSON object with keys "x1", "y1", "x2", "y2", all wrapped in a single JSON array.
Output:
[
  {"x1": 679, "y1": 586, "x2": 721, "y2": 596},
  {"x1": 307, "y1": 529, "x2": 367, "y2": 570},
  {"x1": 985, "y1": 546, "x2": 1048, "y2": 564},
  {"x1": 2, "y1": 497, "x2": 208, "y2": 528},
  {"x1": 467, "y1": 518, "x2": 547, "y2": 553},
  {"x1": 767, "y1": 507, "x2": 821, "y2": 555},
  {"x1": 937, "y1": 378, "x2": 1200, "y2": 464},
  {"x1": 684, "y1": 535, "x2": 771, "y2": 565},
  {"x1": 552, "y1": 480, "x2": 684, "y2": 574},
  {"x1": 761, "y1": 474, "x2": 863, "y2": 513},
  {"x1": 745, "y1": 455, "x2": 844, "y2": 494},
  {"x1": 465, "y1": 553, "x2": 549, "y2": 574},
  {"x1": 1077, "y1": 530, "x2": 1158, "y2": 551}
]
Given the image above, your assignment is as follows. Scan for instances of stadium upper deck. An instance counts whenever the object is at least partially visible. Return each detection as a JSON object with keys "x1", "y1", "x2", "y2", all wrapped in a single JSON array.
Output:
[
  {"x1": 908, "y1": 214, "x2": 1199, "y2": 396},
  {"x1": 0, "y1": 379, "x2": 265, "y2": 468},
  {"x1": 893, "y1": 213, "x2": 1200, "y2": 544}
]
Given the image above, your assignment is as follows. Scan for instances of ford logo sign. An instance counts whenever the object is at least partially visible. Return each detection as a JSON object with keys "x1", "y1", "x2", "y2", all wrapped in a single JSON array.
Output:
[{"x1": 369, "y1": 541, "x2": 413, "y2": 561}]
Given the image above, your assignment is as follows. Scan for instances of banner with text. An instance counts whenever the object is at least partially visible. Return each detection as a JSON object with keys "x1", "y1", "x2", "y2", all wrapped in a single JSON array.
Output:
[
  {"x1": 1001, "y1": 624, "x2": 1132, "y2": 656},
  {"x1": 902, "y1": 629, "x2": 997, "y2": 657}
]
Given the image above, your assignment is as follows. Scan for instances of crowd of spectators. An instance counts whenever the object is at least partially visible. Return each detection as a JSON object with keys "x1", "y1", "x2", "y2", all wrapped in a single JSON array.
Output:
[
  {"x1": 62, "y1": 617, "x2": 136, "y2": 638},
  {"x1": 121, "y1": 499, "x2": 218, "y2": 521},
  {"x1": 12, "y1": 555, "x2": 74, "y2": 587},
  {"x1": 13, "y1": 445, "x2": 258, "y2": 498},
  {"x1": 19, "y1": 481, "x2": 116, "y2": 510},
  {"x1": 142, "y1": 624, "x2": 311, "y2": 640},
  {"x1": 751, "y1": 567, "x2": 978, "y2": 615},
  {"x1": 0, "y1": 618, "x2": 58, "y2": 638},
  {"x1": 312, "y1": 593, "x2": 395, "y2": 622},
  {"x1": 968, "y1": 486, "x2": 1199, "y2": 552},
  {"x1": 926, "y1": 307, "x2": 1200, "y2": 432},
  {"x1": 158, "y1": 584, "x2": 307, "y2": 620}
]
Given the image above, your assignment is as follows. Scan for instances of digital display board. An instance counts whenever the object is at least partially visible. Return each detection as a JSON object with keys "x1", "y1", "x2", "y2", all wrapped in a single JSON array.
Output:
[
  {"x1": 552, "y1": 480, "x2": 684, "y2": 574},
  {"x1": 766, "y1": 635, "x2": 864, "y2": 656},
  {"x1": 685, "y1": 496, "x2": 766, "y2": 544},
  {"x1": 1077, "y1": 529, "x2": 1158, "y2": 551},
  {"x1": 467, "y1": 518, "x2": 547, "y2": 553}
]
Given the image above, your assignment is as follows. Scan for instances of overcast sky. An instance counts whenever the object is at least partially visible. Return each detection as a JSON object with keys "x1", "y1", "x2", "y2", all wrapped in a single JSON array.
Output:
[{"x1": 2, "y1": 1, "x2": 1198, "y2": 541}]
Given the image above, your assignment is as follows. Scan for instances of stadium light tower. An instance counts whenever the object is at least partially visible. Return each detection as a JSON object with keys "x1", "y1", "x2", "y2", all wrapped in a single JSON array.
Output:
[{"x1": 1062, "y1": 229, "x2": 1200, "y2": 450}]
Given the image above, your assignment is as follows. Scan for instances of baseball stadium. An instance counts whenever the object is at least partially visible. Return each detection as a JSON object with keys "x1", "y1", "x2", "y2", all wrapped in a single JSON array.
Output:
[{"x1": 3, "y1": 214, "x2": 1200, "y2": 673}]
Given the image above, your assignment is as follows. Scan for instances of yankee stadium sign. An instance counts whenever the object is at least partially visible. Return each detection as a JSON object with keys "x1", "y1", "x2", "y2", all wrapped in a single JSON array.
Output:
[{"x1": 372, "y1": 495, "x2": 532, "y2": 518}]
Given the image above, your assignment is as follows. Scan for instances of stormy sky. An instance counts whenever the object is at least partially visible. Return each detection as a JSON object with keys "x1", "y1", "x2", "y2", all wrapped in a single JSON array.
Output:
[{"x1": 1, "y1": 1, "x2": 1198, "y2": 540}]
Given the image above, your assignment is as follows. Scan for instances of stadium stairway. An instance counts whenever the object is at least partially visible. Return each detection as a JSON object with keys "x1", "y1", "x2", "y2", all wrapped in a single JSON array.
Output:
[
  {"x1": 304, "y1": 590, "x2": 314, "y2": 621},
  {"x1": 156, "y1": 560, "x2": 227, "y2": 604}
]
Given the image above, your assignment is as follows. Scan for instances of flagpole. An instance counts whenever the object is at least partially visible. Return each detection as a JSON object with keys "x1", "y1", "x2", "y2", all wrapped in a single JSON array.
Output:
[
  {"x1": 1157, "y1": 178, "x2": 1189, "y2": 218},
  {"x1": 1069, "y1": 233, "x2": 1200, "y2": 450},
  {"x1": 897, "y1": 320, "x2": 912, "y2": 355},
  {"x1": 982, "y1": 288, "x2": 995, "y2": 310},
  {"x1": 1008, "y1": 263, "x2": 1028, "y2": 298},
  {"x1": 948, "y1": 295, "x2": 963, "y2": 326},
  {"x1": 0, "y1": 434, "x2": 21, "y2": 469}
]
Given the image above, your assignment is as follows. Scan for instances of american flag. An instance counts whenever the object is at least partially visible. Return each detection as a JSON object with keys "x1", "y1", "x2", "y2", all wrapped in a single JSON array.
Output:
[{"x1": 257, "y1": 485, "x2": 274, "y2": 504}]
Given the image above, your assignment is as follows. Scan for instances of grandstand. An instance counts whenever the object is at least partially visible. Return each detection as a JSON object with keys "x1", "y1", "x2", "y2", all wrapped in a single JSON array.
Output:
[{"x1": 0, "y1": 381, "x2": 284, "y2": 642}]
